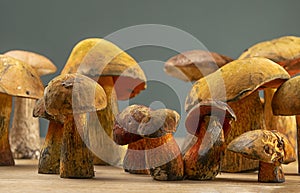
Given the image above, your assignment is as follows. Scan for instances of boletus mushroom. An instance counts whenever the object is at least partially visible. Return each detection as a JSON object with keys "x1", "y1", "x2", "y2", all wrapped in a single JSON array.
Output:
[
  {"x1": 0, "y1": 55, "x2": 44, "y2": 166},
  {"x1": 4, "y1": 50, "x2": 57, "y2": 159},
  {"x1": 185, "y1": 57, "x2": 290, "y2": 172},
  {"x1": 227, "y1": 130, "x2": 295, "y2": 183},
  {"x1": 113, "y1": 105, "x2": 184, "y2": 180},
  {"x1": 183, "y1": 100, "x2": 236, "y2": 180},
  {"x1": 61, "y1": 38, "x2": 146, "y2": 165},
  {"x1": 43, "y1": 73, "x2": 107, "y2": 178}
]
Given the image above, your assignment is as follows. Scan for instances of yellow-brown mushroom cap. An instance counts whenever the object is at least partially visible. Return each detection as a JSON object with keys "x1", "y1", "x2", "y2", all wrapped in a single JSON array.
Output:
[
  {"x1": 44, "y1": 73, "x2": 107, "y2": 116},
  {"x1": 165, "y1": 50, "x2": 233, "y2": 82},
  {"x1": 227, "y1": 130, "x2": 295, "y2": 164},
  {"x1": 272, "y1": 76, "x2": 300, "y2": 115},
  {"x1": 0, "y1": 55, "x2": 44, "y2": 99},
  {"x1": 239, "y1": 36, "x2": 300, "y2": 76},
  {"x1": 4, "y1": 50, "x2": 57, "y2": 76},
  {"x1": 185, "y1": 57, "x2": 290, "y2": 112},
  {"x1": 61, "y1": 38, "x2": 146, "y2": 100}
]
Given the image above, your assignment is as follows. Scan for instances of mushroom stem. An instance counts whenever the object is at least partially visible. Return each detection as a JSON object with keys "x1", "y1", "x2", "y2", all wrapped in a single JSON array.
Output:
[
  {"x1": 10, "y1": 97, "x2": 40, "y2": 159},
  {"x1": 258, "y1": 161, "x2": 285, "y2": 183},
  {"x1": 184, "y1": 116, "x2": 225, "y2": 180},
  {"x1": 60, "y1": 114, "x2": 94, "y2": 178},
  {"x1": 123, "y1": 138, "x2": 149, "y2": 174},
  {"x1": 145, "y1": 133, "x2": 184, "y2": 181},
  {"x1": 0, "y1": 93, "x2": 14, "y2": 166},
  {"x1": 38, "y1": 120, "x2": 63, "y2": 174}
]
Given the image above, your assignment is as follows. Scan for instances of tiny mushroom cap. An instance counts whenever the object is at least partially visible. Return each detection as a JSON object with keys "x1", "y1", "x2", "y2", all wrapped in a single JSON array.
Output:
[
  {"x1": 4, "y1": 50, "x2": 57, "y2": 76},
  {"x1": 185, "y1": 57, "x2": 290, "y2": 112},
  {"x1": 44, "y1": 73, "x2": 107, "y2": 116},
  {"x1": 165, "y1": 50, "x2": 233, "y2": 82},
  {"x1": 185, "y1": 100, "x2": 236, "y2": 137},
  {"x1": 61, "y1": 38, "x2": 146, "y2": 100},
  {"x1": 0, "y1": 55, "x2": 44, "y2": 99},
  {"x1": 272, "y1": 76, "x2": 300, "y2": 116},
  {"x1": 113, "y1": 105, "x2": 180, "y2": 145},
  {"x1": 227, "y1": 130, "x2": 295, "y2": 164}
]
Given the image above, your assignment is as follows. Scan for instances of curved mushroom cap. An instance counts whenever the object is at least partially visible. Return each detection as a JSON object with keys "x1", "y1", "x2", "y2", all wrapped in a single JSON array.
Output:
[
  {"x1": 44, "y1": 73, "x2": 107, "y2": 116},
  {"x1": 239, "y1": 36, "x2": 300, "y2": 76},
  {"x1": 165, "y1": 50, "x2": 233, "y2": 81},
  {"x1": 227, "y1": 130, "x2": 295, "y2": 164},
  {"x1": 0, "y1": 55, "x2": 44, "y2": 99},
  {"x1": 185, "y1": 100, "x2": 236, "y2": 136},
  {"x1": 113, "y1": 105, "x2": 180, "y2": 145},
  {"x1": 4, "y1": 50, "x2": 57, "y2": 76},
  {"x1": 185, "y1": 57, "x2": 290, "y2": 112},
  {"x1": 33, "y1": 97, "x2": 64, "y2": 123},
  {"x1": 272, "y1": 76, "x2": 300, "y2": 115},
  {"x1": 61, "y1": 38, "x2": 146, "y2": 100}
]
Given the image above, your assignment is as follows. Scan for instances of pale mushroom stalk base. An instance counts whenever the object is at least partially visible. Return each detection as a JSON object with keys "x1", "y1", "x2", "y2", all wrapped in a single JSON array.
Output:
[
  {"x1": 264, "y1": 88, "x2": 297, "y2": 149},
  {"x1": 258, "y1": 161, "x2": 285, "y2": 183},
  {"x1": 0, "y1": 93, "x2": 14, "y2": 166},
  {"x1": 123, "y1": 138, "x2": 149, "y2": 174},
  {"x1": 145, "y1": 133, "x2": 184, "y2": 181},
  {"x1": 222, "y1": 92, "x2": 262, "y2": 172},
  {"x1": 184, "y1": 116, "x2": 225, "y2": 180},
  {"x1": 60, "y1": 114, "x2": 94, "y2": 178},
  {"x1": 10, "y1": 97, "x2": 40, "y2": 159},
  {"x1": 38, "y1": 120, "x2": 63, "y2": 174}
]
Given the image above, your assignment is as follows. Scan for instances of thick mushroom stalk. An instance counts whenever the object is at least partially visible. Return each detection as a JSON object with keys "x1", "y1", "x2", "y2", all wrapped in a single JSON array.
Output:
[
  {"x1": 185, "y1": 57, "x2": 290, "y2": 172},
  {"x1": 0, "y1": 55, "x2": 44, "y2": 166},
  {"x1": 227, "y1": 130, "x2": 295, "y2": 183},
  {"x1": 5, "y1": 50, "x2": 56, "y2": 159},
  {"x1": 44, "y1": 73, "x2": 107, "y2": 178},
  {"x1": 183, "y1": 101, "x2": 236, "y2": 180}
]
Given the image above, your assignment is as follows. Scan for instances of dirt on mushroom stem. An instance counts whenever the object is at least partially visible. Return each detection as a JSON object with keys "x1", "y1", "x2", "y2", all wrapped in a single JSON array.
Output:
[{"x1": 0, "y1": 93, "x2": 14, "y2": 166}]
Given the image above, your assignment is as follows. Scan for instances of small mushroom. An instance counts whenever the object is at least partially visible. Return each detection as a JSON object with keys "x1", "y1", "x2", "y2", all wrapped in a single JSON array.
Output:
[
  {"x1": 43, "y1": 73, "x2": 107, "y2": 178},
  {"x1": 113, "y1": 105, "x2": 184, "y2": 180},
  {"x1": 164, "y1": 50, "x2": 233, "y2": 82},
  {"x1": 4, "y1": 50, "x2": 57, "y2": 159},
  {"x1": 0, "y1": 55, "x2": 44, "y2": 166},
  {"x1": 61, "y1": 38, "x2": 146, "y2": 165},
  {"x1": 33, "y1": 98, "x2": 64, "y2": 174},
  {"x1": 272, "y1": 76, "x2": 300, "y2": 173},
  {"x1": 185, "y1": 57, "x2": 290, "y2": 172},
  {"x1": 183, "y1": 100, "x2": 236, "y2": 180},
  {"x1": 227, "y1": 130, "x2": 295, "y2": 183}
]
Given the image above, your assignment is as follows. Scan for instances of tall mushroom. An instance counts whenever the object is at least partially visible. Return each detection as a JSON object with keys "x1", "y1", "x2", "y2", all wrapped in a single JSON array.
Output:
[
  {"x1": 227, "y1": 130, "x2": 295, "y2": 183},
  {"x1": 113, "y1": 105, "x2": 184, "y2": 180},
  {"x1": 185, "y1": 57, "x2": 290, "y2": 172},
  {"x1": 0, "y1": 55, "x2": 44, "y2": 166},
  {"x1": 4, "y1": 50, "x2": 57, "y2": 159},
  {"x1": 43, "y1": 73, "x2": 107, "y2": 178},
  {"x1": 271, "y1": 75, "x2": 300, "y2": 173},
  {"x1": 61, "y1": 38, "x2": 146, "y2": 165},
  {"x1": 183, "y1": 100, "x2": 236, "y2": 180}
]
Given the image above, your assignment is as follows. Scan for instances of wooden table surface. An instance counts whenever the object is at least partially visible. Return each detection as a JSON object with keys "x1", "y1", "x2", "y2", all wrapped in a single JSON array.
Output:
[{"x1": 0, "y1": 159, "x2": 299, "y2": 193}]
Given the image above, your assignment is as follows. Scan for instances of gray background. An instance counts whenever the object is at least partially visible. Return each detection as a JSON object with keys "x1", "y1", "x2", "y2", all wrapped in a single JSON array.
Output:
[{"x1": 1, "y1": 0, "x2": 300, "y2": 137}]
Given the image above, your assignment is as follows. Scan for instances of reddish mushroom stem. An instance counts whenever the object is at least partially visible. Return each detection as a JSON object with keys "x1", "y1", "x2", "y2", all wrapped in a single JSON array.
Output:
[
  {"x1": 38, "y1": 120, "x2": 64, "y2": 174},
  {"x1": 60, "y1": 114, "x2": 94, "y2": 178},
  {"x1": 258, "y1": 161, "x2": 285, "y2": 183},
  {"x1": 0, "y1": 93, "x2": 14, "y2": 166}
]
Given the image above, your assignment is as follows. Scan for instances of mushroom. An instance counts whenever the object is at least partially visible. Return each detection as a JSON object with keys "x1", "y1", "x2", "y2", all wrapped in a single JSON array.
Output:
[
  {"x1": 164, "y1": 50, "x2": 233, "y2": 82},
  {"x1": 239, "y1": 36, "x2": 300, "y2": 151},
  {"x1": 43, "y1": 73, "x2": 107, "y2": 178},
  {"x1": 4, "y1": 50, "x2": 57, "y2": 159},
  {"x1": 61, "y1": 38, "x2": 146, "y2": 165},
  {"x1": 227, "y1": 130, "x2": 295, "y2": 183},
  {"x1": 33, "y1": 98, "x2": 64, "y2": 174},
  {"x1": 185, "y1": 57, "x2": 290, "y2": 172},
  {"x1": 113, "y1": 105, "x2": 184, "y2": 180},
  {"x1": 0, "y1": 55, "x2": 44, "y2": 166},
  {"x1": 183, "y1": 100, "x2": 236, "y2": 180},
  {"x1": 271, "y1": 75, "x2": 300, "y2": 173}
]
